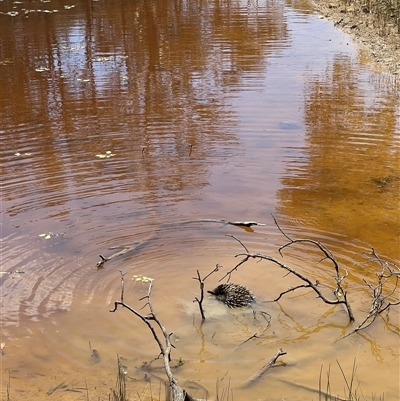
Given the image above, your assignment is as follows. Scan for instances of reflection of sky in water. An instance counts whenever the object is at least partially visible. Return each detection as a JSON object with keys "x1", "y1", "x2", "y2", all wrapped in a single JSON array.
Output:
[
  {"x1": 212, "y1": 9, "x2": 362, "y2": 206},
  {"x1": 50, "y1": 24, "x2": 128, "y2": 93},
  {"x1": 1, "y1": 2, "x2": 399, "y2": 400}
]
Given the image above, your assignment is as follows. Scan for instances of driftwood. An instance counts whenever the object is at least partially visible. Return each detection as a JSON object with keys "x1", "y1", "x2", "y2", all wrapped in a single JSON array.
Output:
[
  {"x1": 96, "y1": 244, "x2": 140, "y2": 269},
  {"x1": 104, "y1": 215, "x2": 398, "y2": 399},
  {"x1": 110, "y1": 270, "x2": 205, "y2": 401},
  {"x1": 224, "y1": 233, "x2": 355, "y2": 322},
  {"x1": 96, "y1": 219, "x2": 266, "y2": 269},
  {"x1": 242, "y1": 348, "x2": 286, "y2": 388},
  {"x1": 221, "y1": 215, "x2": 355, "y2": 323},
  {"x1": 221, "y1": 215, "x2": 399, "y2": 338},
  {"x1": 339, "y1": 248, "x2": 400, "y2": 339},
  {"x1": 178, "y1": 219, "x2": 266, "y2": 228},
  {"x1": 47, "y1": 381, "x2": 67, "y2": 395}
]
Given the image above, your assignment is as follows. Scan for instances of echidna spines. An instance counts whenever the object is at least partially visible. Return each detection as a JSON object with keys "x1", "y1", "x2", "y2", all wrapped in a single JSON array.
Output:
[{"x1": 207, "y1": 283, "x2": 255, "y2": 308}]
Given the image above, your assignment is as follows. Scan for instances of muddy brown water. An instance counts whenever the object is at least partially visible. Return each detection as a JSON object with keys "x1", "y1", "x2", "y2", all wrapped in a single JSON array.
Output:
[{"x1": 1, "y1": 0, "x2": 399, "y2": 400}]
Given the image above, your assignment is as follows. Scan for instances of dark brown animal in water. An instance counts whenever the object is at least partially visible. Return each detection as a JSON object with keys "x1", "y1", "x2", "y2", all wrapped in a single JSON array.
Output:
[{"x1": 207, "y1": 283, "x2": 255, "y2": 308}]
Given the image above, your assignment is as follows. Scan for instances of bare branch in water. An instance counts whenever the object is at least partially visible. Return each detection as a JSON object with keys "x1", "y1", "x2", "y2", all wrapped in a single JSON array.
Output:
[
  {"x1": 193, "y1": 264, "x2": 222, "y2": 320},
  {"x1": 223, "y1": 217, "x2": 355, "y2": 322},
  {"x1": 110, "y1": 270, "x2": 205, "y2": 401},
  {"x1": 242, "y1": 348, "x2": 287, "y2": 388},
  {"x1": 339, "y1": 249, "x2": 399, "y2": 339}
]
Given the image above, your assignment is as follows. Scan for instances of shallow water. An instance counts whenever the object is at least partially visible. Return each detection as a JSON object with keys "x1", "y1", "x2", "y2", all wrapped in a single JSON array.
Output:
[{"x1": 1, "y1": 0, "x2": 399, "y2": 400}]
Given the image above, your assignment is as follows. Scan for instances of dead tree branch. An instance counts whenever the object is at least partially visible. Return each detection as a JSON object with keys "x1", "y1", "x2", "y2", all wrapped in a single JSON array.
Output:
[
  {"x1": 179, "y1": 219, "x2": 266, "y2": 228},
  {"x1": 110, "y1": 270, "x2": 205, "y2": 401},
  {"x1": 96, "y1": 244, "x2": 139, "y2": 269},
  {"x1": 242, "y1": 348, "x2": 286, "y2": 388},
  {"x1": 339, "y1": 249, "x2": 399, "y2": 339},
  {"x1": 222, "y1": 218, "x2": 399, "y2": 338},
  {"x1": 218, "y1": 235, "x2": 251, "y2": 283},
  {"x1": 271, "y1": 214, "x2": 351, "y2": 314},
  {"x1": 193, "y1": 264, "x2": 222, "y2": 320},
  {"x1": 269, "y1": 284, "x2": 314, "y2": 302},
  {"x1": 222, "y1": 219, "x2": 355, "y2": 322},
  {"x1": 96, "y1": 219, "x2": 266, "y2": 268},
  {"x1": 223, "y1": 236, "x2": 355, "y2": 322}
]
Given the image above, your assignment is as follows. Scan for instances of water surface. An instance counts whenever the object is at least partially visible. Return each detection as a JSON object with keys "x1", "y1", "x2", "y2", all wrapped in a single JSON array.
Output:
[{"x1": 1, "y1": 0, "x2": 399, "y2": 399}]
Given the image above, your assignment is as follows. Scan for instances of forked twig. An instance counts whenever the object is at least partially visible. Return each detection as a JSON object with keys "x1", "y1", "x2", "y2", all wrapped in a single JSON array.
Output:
[
  {"x1": 110, "y1": 270, "x2": 205, "y2": 401},
  {"x1": 193, "y1": 264, "x2": 222, "y2": 320},
  {"x1": 339, "y1": 249, "x2": 399, "y2": 339},
  {"x1": 222, "y1": 217, "x2": 355, "y2": 322}
]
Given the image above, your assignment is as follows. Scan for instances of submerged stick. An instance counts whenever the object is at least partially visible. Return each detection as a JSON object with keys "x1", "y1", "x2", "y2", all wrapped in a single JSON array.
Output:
[
  {"x1": 95, "y1": 218, "x2": 266, "y2": 268},
  {"x1": 242, "y1": 348, "x2": 286, "y2": 388},
  {"x1": 110, "y1": 271, "x2": 206, "y2": 401}
]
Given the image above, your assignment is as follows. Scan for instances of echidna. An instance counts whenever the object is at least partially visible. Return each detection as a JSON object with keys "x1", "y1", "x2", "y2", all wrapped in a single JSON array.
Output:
[{"x1": 207, "y1": 283, "x2": 255, "y2": 308}]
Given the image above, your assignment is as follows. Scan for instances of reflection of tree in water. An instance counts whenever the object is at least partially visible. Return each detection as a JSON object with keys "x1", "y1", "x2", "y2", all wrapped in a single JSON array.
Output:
[
  {"x1": 284, "y1": 0, "x2": 315, "y2": 14},
  {"x1": 1, "y1": 0, "x2": 289, "y2": 209},
  {"x1": 277, "y1": 55, "x2": 399, "y2": 255}
]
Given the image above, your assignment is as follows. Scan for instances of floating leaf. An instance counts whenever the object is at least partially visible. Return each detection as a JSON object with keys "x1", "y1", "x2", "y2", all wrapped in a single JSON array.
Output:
[
  {"x1": 92, "y1": 57, "x2": 111, "y2": 62},
  {"x1": 15, "y1": 152, "x2": 21, "y2": 156},
  {"x1": 35, "y1": 67, "x2": 50, "y2": 72},
  {"x1": 39, "y1": 232, "x2": 54, "y2": 239},
  {"x1": 132, "y1": 274, "x2": 154, "y2": 283},
  {"x1": 96, "y1": 151, "x2": 115, "y2": 159}
]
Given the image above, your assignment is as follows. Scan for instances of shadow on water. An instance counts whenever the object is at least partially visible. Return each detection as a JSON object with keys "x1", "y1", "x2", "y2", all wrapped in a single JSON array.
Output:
[{"x1": 1, "y1": 0, "x2": 399, "y2": 400}]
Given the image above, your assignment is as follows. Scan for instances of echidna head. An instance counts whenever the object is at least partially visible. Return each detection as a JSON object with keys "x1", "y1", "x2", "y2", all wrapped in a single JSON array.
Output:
[{"x1": 207, "y1": 284, "x2": 226, "y2": 296}]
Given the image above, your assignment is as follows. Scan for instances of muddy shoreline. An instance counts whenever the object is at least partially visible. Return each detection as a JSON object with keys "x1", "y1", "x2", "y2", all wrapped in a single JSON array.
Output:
[{"x1": 312, "y1": 0, "x2": 400, "y2": 75}]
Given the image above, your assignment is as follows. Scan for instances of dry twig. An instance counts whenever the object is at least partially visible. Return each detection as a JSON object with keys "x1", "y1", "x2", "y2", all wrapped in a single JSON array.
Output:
[
  {"x1": 222, "y1": 216, "x2": 400, "y2": 337},
  {"x1": 96, "y1": 219, "x2": 266, "y2": 268},
  {"x1": 223, "y1": 227, "x2": 355, "y2": 322},
  {"x1": 242, "y1": 348, "x2": 286, "y2": 388},
  {"x1": 110, "y1": 270, "x2": 205, "y2": 401},
  {"x1": 193, "y1": 264, "x2": 222, "y2": 320},
  {"x1": 340, "y1": 249, "x2": 399, "y2": 339}
]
